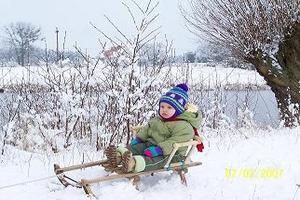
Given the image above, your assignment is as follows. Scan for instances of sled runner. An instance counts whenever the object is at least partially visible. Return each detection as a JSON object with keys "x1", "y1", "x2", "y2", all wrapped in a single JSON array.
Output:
[{"x1": 54, "y1": 140, "x2": 202, "y2": 196}]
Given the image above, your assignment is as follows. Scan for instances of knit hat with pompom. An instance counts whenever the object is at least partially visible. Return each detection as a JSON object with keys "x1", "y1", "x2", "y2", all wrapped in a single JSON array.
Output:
[{"x1": 159, "y1": 83, "x2": 189, "y2": 117}]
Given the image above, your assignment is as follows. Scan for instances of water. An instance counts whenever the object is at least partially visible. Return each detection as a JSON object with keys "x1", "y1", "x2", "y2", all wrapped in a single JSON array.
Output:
[
  {"x1": 193, "y1": 89, "x2": 279, "y2": 127},
  {"x1": 222, "y1": 90, "x2": 279, "y2": 127}
]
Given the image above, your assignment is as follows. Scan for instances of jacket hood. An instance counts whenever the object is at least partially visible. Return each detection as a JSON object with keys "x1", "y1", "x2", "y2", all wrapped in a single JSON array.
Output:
[{"x1": 177, "y1": 111, "x2": 202, "y2": 129}]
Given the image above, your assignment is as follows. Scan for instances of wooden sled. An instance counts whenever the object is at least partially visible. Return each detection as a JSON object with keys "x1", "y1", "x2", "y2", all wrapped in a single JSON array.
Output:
[{"x1": 54, "y1": 140, "x2": 202, "y2": 196}]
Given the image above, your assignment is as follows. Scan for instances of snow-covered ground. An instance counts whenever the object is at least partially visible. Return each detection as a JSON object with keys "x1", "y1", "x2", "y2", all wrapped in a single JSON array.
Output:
[
  {"x1": 0, "y1": 63, "x2": 266, "y2": 88},
  {"x1": 0, "y1": 127, "x2": 299, "y2": 200},
  {"x1": 166, "y1": 64, "x2": 266, "y2": 88}
]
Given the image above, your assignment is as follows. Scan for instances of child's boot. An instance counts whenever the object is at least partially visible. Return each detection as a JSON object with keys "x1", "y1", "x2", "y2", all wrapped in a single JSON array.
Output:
[
  {"x1": 121, "y1": 151, "x2": 136, "y2": 173},
  {"x1": 105, "y1": 145, "x2": 130, "y2": 168},
  {"x1": 105, "y1": 145, "x2": 121, "y2": 168},
  {"x1": 121, "y1": 152, "x2": 145, "y2": 173}
]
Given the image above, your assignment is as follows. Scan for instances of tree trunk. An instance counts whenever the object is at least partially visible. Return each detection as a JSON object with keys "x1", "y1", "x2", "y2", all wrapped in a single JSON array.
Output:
[
  {"x1": 247, "y1": 22, "x2": 300, "y2": 127},
  {"x1": 269, "y1": 83, "x2": 299, "y2": 127}
]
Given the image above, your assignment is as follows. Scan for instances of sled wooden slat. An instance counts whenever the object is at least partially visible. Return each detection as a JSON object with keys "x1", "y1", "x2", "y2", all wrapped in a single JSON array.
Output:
[
  {"x1": 174, "y1": 140, "x2": 199, "y2": 148},
  {"x1": 164, "y1": 140, "x2": 199, "y2": 168},
  {"x1": 80, "y1": 161, "x2": 202, "y2": 185},
  {"x1": 54, "y1": 160, "x2": 108, "y2": 174}
]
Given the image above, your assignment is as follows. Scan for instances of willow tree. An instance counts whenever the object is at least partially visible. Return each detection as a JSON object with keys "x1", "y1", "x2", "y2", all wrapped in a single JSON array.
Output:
[{"x1": 182, "y1": 0, "x2": 300, "y2": 126}]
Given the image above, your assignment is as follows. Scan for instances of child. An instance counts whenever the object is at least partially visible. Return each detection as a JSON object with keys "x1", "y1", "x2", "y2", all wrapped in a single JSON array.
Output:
[{"x1": 105, "y1": 83, "x2": 202, "y2": 173}]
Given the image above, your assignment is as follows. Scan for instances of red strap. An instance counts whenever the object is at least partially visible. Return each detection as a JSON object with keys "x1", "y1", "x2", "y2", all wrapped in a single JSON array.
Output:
[
  {"x1": 193, "y1": 127, "x2": 199, "y2": 136},
  {"x1": 193, "y1": 127, "x2": 204, "y2": 152}
]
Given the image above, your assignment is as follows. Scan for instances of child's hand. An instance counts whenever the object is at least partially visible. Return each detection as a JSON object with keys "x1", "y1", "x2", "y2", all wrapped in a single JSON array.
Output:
[{"x1": 144, "y1": 146, "x2": 163, "y2": 157}]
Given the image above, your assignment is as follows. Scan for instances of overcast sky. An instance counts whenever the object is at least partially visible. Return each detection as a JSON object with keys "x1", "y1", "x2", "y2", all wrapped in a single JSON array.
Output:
[{"x1": 0, "y1": 0, "x2": 199, "y2": 55}]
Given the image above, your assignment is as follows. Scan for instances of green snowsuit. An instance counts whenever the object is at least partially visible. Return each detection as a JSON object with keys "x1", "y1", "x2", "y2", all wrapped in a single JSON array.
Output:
[{"x1": 128, "y1": 111, "x2": 201, "y2": 172}]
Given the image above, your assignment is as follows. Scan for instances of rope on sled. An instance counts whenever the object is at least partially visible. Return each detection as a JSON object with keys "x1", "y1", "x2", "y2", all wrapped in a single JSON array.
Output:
[{"x1": 0, "y1": 175, "x2": 57, "y2": 190}]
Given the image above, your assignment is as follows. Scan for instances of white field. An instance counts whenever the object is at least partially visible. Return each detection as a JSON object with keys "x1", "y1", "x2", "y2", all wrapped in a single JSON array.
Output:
[
  {"x1": 0, "y1": 63, "x2": 266, "y2": 89},
  {"x1": 0, "y1": 127, "x2": 299, "y2": 199}
]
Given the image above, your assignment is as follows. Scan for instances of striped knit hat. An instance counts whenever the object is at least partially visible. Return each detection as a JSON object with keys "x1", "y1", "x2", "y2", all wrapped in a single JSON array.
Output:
[{"x1": 159, "y1": 83, "x2": 189, "y2": 118}]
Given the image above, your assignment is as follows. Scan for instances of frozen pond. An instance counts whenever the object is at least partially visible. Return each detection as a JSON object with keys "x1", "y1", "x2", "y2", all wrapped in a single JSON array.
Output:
[
  {"x1": 216, "y1": 90, "x2": 278, "y2": 127},
  {"x1": 191, "y1": 89, "x2": 279, "y2": 127}
]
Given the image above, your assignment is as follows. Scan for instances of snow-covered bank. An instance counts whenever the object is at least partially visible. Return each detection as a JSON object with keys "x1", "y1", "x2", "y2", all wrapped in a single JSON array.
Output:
[
  {"x1": 0, "y1": 63, "x2": 266, "y2": 89},
  {"x1": 0, "y1": 127, "x2": 299, "y2": 200},
  {"x1": 165, "y1": 63, "x2": 266, "y2": 89}
]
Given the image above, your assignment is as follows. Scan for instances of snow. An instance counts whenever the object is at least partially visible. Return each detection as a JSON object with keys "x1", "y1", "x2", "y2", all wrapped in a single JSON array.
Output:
[
  {"x1": 0, "y1": 127, "x2": 299, "y2": 200},
  {"x1": 0, "y1": 63, "x2": 266, "y2": 89},
  {"x1": 165, "y1": 63, "x2": 266, "y2": 88}
]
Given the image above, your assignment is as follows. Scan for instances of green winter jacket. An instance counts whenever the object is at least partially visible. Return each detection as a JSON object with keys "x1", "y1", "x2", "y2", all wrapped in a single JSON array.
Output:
[{"x1": 137, "y1": 111, "x2": 202, "y2": 156}]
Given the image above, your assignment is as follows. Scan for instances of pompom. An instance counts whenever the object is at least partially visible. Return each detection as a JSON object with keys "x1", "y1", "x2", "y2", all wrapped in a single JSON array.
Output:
[
  {"x1": 185, "y1": 103, "x2": 198, "y2": 113},
  {"x1": 176, "y1": 83, "x2": 188, "y2": 92}
]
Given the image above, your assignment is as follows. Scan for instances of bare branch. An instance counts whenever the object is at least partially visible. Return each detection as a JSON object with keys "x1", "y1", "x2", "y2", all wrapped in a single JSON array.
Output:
[
  {"x1": 130, "y1": 0, "x2": 145, "y2": 14},
  {"x1": 104, "y1": 15, "x2": 133, "y2": 45},
  {"x1": 122, "y1": 2, "x2": 139, "y2": 31}
]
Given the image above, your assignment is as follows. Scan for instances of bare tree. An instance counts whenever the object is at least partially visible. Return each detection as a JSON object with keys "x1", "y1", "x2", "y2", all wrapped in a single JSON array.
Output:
[
  {"x1": 91, "y1": 0, "x2": 173, "y2": 145},
  {"x1": 4, "y1": 22, "x2": 41, "y2": 66},
  {"x1": 182, "y1": 0, "x2": 300, "y2": 126}
]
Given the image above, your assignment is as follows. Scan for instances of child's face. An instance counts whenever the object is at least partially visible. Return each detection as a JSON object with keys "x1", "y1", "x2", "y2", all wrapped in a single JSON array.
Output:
[{"x1": 159, "y1": 102, "x2": 176, "y2": 119}]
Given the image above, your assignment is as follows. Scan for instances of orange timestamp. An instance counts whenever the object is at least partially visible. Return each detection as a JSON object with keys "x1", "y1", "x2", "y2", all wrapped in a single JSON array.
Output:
[{"x1": 225, "y1": 167, "x2": 284, "y2": 179}]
